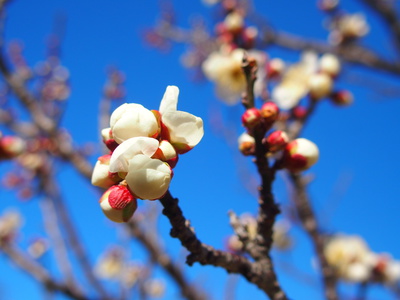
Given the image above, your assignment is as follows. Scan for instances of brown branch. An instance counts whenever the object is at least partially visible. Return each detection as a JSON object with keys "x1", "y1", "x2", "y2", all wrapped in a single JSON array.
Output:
[
  {"x1": 159, "y1": 191, "x2": 288, "y2": 300},
  {"x1": 360, "y1": 0, "x2": 400, "y2": 54},
  {"x1": 126, "y1": 218, "x2": 207, "y2": 300},
  {"x1": 39, "y1": 197, "x2": 81, "y2": 292},
  {"x1": 39, "y1": 168, "x2": 111, "y2": 300},
  {"x1": 260, "y1": 28, "x2": 400, "y2": 76},
  {"x1": 288, "y1": 173, "x2": 338, "y2": 300},
  {"x1": 0, "y1": 243, "x2": 89, "y2": 300}
]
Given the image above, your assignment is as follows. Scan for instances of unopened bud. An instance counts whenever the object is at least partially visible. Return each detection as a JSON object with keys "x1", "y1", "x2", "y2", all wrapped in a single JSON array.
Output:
[
  {"x1": 152, "y1": 140, "x2": 179, "y2": 168},
  {"x1": 238, "y1": 132, "x2": 255, "y2": 156},
  {"x1": 242, "y1": 108, "x2": 262, "y2": 129},
  {"x1": 331, "y1": 90, "x2": 353, "y2": 106},
  {"x1": 318, "y1": 0, "x2": 339, "y2": 12},
  {"x1": 99, "y1": 185, "x2": 137, "y2": 223},
  {"x1": 309, "y1": 73, "x2": 333, "y2": 99},
  {"x1": 92, "y1": 155, "x2": 122, "y2": 189},
  {"x1": 293, "y1": 106, "x2": 307, "y2": 119},
  {"x1": 0, "y1": 136, "x2": 26, "y2": 160},
  {"x1": 267, "y1": 58, "x2": 285, "y2": 79},
  {"x1": 224, "y1": 11, "x2": 244, "y2": 34},
  {"x1": 319, "y1": 54, "x2": 341, "y2": 77},
  {"x1": 260, "y1": 102, "x2": 279, "y2": 123},
  {"x1": 226, "y1": 235, "x2": 243, "y2": 253},
  {"x1": 242, "y1": 26, "x2": 258, "y2": 47},
  {"x1": 101, "y1": 128, "x2": 119, "y2": 151},
  {"x1": 283, "y1": 138, "x2": 319, "y2": 172},
  {"x1": 265, "y1": 130, "x2": 289, "y2": 153}
]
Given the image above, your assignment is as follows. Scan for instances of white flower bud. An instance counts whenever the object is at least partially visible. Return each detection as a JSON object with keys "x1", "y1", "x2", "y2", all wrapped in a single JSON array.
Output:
[
  {"x1": 101, "y1": 127, "x2": 112, "y2": 141},
  {"x1": 224, "y1": 11, "x2": 244, "y2": 33},
  {"x1": 308, "y1": 73, "x2": 333, "y2": 99},
  {"x1": 126, "y1": 154, "x2": 172, "y2": 200},
  {"x1": 110, "y1": 103, "x2": 160, "y2": 144},
  {"x1": 152, "y1": 140, "x2": 178, "y2": 168},
  {"x1": 319, "y1": 54, "x2": 341, "y2": 77},
  {"x1": 0, "y1": 136, "x2": 26, "y2": 159},
  {"x1": 92, "y1": 155, "x2": 122, "y2": 189},
  {"x1": 283, "y1": 138, "x2": 319, "y2": 172}
]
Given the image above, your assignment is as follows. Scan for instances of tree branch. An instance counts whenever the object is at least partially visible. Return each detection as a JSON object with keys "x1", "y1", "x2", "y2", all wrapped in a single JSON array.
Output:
[
  {"x1": 0, "y1": 243, "x2": 89, "y2": 300},
  {"x1": 159, "y1": 191, "x2": 288, "y2": 300}
]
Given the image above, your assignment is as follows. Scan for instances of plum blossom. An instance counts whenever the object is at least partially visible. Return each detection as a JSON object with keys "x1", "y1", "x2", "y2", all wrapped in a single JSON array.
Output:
[
  {"x1": 93, "y1": 85, "x2": 203, "y2": 220},
  {"x1": 202, "y1": 48, "x2": 266, "y2": 105},
  {"x1": 110, "y1": 103, "x2": 160, "y2": 144},
  {"x1": 272, "y1": 52, "x2": 318, "y2": 109},
  {"x1": 159, "y1": 85, "x2": 204, "y2": 154}
]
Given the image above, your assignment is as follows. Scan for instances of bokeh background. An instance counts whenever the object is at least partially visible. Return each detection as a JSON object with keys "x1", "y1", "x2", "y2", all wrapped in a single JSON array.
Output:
[{"x1": 1, "y1": 0, "x2": 400, "y2": 299}]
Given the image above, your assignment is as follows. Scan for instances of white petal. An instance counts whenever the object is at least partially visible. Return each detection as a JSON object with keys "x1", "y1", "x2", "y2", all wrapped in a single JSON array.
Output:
[
  {"x1": 159, "y1": 86, "x2": 179, "y2": 114},
  {"x1": 109, "y1": 137, "x2": 159, "y2": 173},
  {"x1": 110, "y1": 103, "x2": 158, "y2": 144},
  {"x1": 162, "y1": 111, "x2": 204, "y2": 148},
  {"x1": 126, "y1": 155, "x2": 171, "y2": 200}
]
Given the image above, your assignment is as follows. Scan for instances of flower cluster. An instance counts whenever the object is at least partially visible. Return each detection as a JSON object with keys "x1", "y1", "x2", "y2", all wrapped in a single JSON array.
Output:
[
  {"x1": 317, "y1": 0, "x2": 370, "y2": 45},
  {"x1": 202, "y1": 48, "x2": 266, "y2": 105},
  {"x1": 271, "y1": 52, "x2": 351, "y2": 110},
  {"x1": 324, "y1": 235, "x2": 400, "y2": 285},
  {"x1": 92, "y1": 86, "x2": 204, "y2": 222},
  {"x1": 239, "y1": 102, "x2": 319, "y2": 172}
]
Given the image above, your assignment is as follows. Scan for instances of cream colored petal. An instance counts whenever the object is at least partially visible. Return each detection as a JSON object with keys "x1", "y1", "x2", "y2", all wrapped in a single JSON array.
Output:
[
  {"x1": 162, "y1": 111, "x2": 204, "y2": 148},
  {"x1": 159, "y1": 86, "x2": 179, "y2": 114},
  {"x1": 109, "y1": 137, "x2": 159, "y2": 173},
  {"x1": 126, "y1": 155, "x2": 171, "y2": 200}
]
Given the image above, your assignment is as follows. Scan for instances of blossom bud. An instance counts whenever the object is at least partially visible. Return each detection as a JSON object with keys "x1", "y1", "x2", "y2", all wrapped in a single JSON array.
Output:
[
  {"x1": 260, "y1": 102, "x2": 279, "y2": 123},
  {"x1": 238, "y1": 132, "x2": 255, "y2": 156},
  {"x1": 241, "y1": 108, "x2": 262, "y2": 129},
  {"x1": 101, "y1": 127, "x2": 119, "y2": 151},
  {"x1": 99, "y1": 185, "x2": 137, "y2": 223},
  {"x1": 91, "y1": 155, "x2": 122, "y2": 189},
  {"x1": 319, "y1": 54, "x2": 341, "y2": 77},
  {"x1": 224, "y1": 11, "x2": 244, "y2": 34},
  {"x1": 283, "y1": 138, "x2": 319, "y2": 172},
  {"x1": 242, "y1": 26, "x2": 258, "y2": 48},
  {"x1": 0, "y1": 136, "x2": 26, "y2": 160},
  {"x1": 331, "y1": 90, "x2": 353, "y2": 106},
  {"x1": 265, "y1": 130, "x2": 289, "y2": 153},
  {"x1": 152, "y1": 140, "x2": 179, "y2": 168},
  {"x1": 293, "y1": 106, "x2": 307, "y2": 119},
  {"x1": 317, "y1": 0, "x2": 339, "y2": 12},
  {"x1": 337, "y1": 14, "x2": 369, "y2": 39},
  {"x1": 144, "y1": 279, "x2": 166, "y2": 298},
  {"x1": 267, "y1": 58, "x2": 285, "y2": 79},
  {"x1": 308, "y1": 73, "x2": 333, "y2": 99},
  {"x1": 110, "y1": 103, "x2": 160, "y2": 144},
  {"x1": 126, "y1": 154, "x2": 172, "y2": 200},
  {"x1": 226, "y1": 235, "x2": 243, "y2": 253}
]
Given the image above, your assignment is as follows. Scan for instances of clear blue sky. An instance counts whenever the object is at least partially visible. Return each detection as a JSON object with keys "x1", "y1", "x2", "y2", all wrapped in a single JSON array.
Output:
[{"x1": 1, "y1": 0, "x2": 400, "y2": 299}]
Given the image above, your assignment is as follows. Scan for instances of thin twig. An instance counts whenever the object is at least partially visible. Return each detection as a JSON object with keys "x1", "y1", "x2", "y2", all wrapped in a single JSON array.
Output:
[
  {"x1": 0, "y1": 243, "x2": 89, "y2": 300},
  {"x1": 126, "y1": 218, "x2": 207, "y2": 300},
  {"x1": 40, "y1": 197, "x2": 81, "y2": 293},
  {"x1": 289, "y1": 173, "x2": 338, "y2": 300}
]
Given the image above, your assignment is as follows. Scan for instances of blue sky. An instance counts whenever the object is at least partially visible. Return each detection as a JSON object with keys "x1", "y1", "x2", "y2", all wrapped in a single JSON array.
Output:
[{"x1": 1, "y1": 0, "x2": 400, "y2": 299}]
